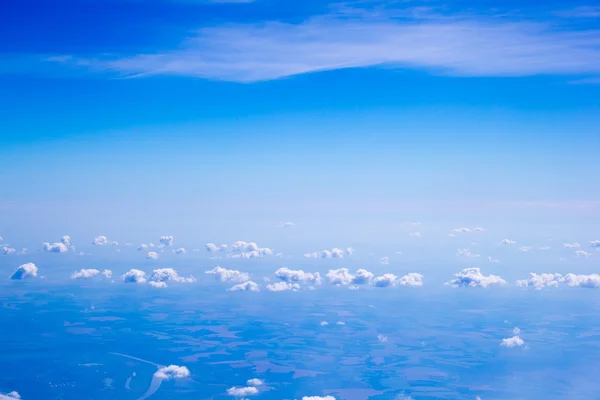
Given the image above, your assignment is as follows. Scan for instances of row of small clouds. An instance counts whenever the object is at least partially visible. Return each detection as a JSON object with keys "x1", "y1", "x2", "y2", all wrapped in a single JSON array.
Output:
[
  {"x1": 206, "y1": 240, "x2": 275, "y2": 259},
  {"x1": 304, "y1": 247, "x2": 353, "y2": 258},
  {"x1": 9, "y1": 263, "x2": 600, "y2": 290}
]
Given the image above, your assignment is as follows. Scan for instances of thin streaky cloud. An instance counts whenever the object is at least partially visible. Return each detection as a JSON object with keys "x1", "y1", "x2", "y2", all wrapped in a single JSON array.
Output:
[{"x1": 40, "y1": 6, "x2": 600, "y2": 83}]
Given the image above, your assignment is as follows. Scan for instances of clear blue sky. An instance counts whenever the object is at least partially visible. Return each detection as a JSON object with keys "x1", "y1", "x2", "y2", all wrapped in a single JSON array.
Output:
[{"x1": 0, "y1": 0, "x2": 599, "y2": 251}]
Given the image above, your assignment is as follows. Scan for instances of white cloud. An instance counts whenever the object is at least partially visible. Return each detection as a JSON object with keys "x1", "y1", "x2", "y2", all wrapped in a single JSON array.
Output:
[
  {"x1": 373, "y1": 273, "x2": 424, "y2": 288},
  {"x1": 150, "y1": 268, "x2": 195, "y2": 284},
  {"x1": 513, "y1": 327, "x2": 521, "y2": 335},
  {"x1": 93, "y1": 236, "x2": 109, "y2": 245},
  {"x1": 373, "y1": 273, "x2": 397, "y2": 287},
  {"x1": 446, "y1": 268, "x2": 506, "y2": 288},
  {"x1": 228, "y1": 281, "x2": 260, "y2": 292},
  {"x1": 71, "y1": 269, "x2": 100, "y2": 279},
  {"x1": 122, "y1": 269, "x2": 147, "y2": 284},
  {"x1": 1, "y1": 246, "x2": 16, "y2": 255},
  {"x1": 173, "y1": 248, "x2": 186, "y2": 254},
  {"x1": 380, "y1": 256, "x2": 389, "y2": 265},
  {"x1": 275, "y1": 267, "x2": 322, "y2": 285},
  {"x1": 102, "y1": 269, "x2": 112, "y2": 279},
  {"x1": 320, "y1": 321, "x2": 329, "y2": 326},
  {"x1": 154, "y1": 365, "x2": 190, "y2": 380},
  {"x1": 562, "y1": 273, "x2": 600, "y2": 288},
  {"x1": 487, "y1": 256, "x2": 499, "y2": 263},
  {"x1": 500, "y1": 335, "x2": 525, "y2": 348},
  {"x1": 516, "y1": 273, "x2": 562, "y2": 290},
  {"x1": 377, "y1": 334, "x2": 388, "y2": 342},
  {"x1": 304, "y1": 247, "x2": 353, "y2": 258},
  {"x1": 326, "y1": 268, "x2": 374, "y2": 286},
  {"x1": 500, "y1": 239, "x2": 516, "y2": 245},
  {"x1": 266, "y1": 281, "x2": 300, "y2": 292},
  {"x1": 61, "y1": 235, "x2": 71, "y2": 246},
  {"x1": 159, "y1": 236, "x2": 174, "y2": 246},
  {"x1": 302, "y1": 396, "x2": 336, "y2": 400},
  {"x1": 456, "y1": 248, "x2": 480, "y2": 258},
  {"x1": 147, "y1": 251, "x2": 159, "y2": 260},
  {"x1": 206, "y1": 266, "x2": 249, "y2": 282},
  {"x1": 575, "y1": 250, "x2": 591, "y2": 257},
  {"x1": 11, "y1": 263, "x2": 38, "y2": 280},
  {"x1": 452, "y1": 228, "x2": 472, "y2": 233},
  {"x1": 149, "y1": 281, "x2": 168, "y2": 288},
  {"x1": 519, "y1": 246, "x2": 532, "y2": 253},
  {"x1": 0, "y1": 392, "x2": 21, "y2": 399},
  {"x1": 226, "y1": 386, "x2": 259, "y2": 397},
  {"x1": 563, "y1": 243, "x2": 580, "y2": 248},
  {"x1": 43, "y1": 242, "x2": 69, "y2": 253},
  {"x1": 473, "y1": 227, "x2": 485, "y2": 232},
  {"x1": 138, "y1": 244, "x2": 149, "y2": 251},
  {"x1": 590, "y1": 240, "x2": 600, "y2": 248},
  {"x1": 246, "y1": 378, "x2": 263, "y2": 386},
  {"x1": 206, "y1": 243, "x2": 228, "y2": 252},
  {"x1": 336, "y1": 321, "x2": 345, "y2": 325}
]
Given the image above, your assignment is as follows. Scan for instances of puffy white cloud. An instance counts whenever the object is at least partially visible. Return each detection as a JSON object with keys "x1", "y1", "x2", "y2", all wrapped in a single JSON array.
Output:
[
  {"x1": 397, "y1": 273, "x2": 424, "y2": 287},
  {"x1": 500, "y1": 239, "x2": 516, "y2": 245},
  {"x1": 226, "y1": 386, "x2": 259, "y2": 397},
  {"x1": 228, "y1": 281, "x2": 260, "y2": 292},
  {"x1": 275, "y1": 267, "x2": 322, "y2": 285},
  {"x1": 206, "y1": 243, "x2": 228, "y2": 252},
  {"x1": 562, "y1": 273, "x2": 600, "y2": 288},
  {"x1": 1, "y1": 246, "x2": 16, "y2": 255},
  {"x1": 138, "y1": 244, "x2": 149, "y2": 251},
  {"x1": 71, "y1": 269, "x2": 100, "y2": 279},
  {"x1": 102, "y1": 269, "x2": 112, "y2": 279},
  {"x1": 247, "y1": 378, "x2": 263, "y2": 386},
  {"x1": 149, "y1": 281, "x2": 168, "y2": 288},
  {"x1": 304, "y1": 247, "x2": 353, "y2": 259},
  {"x1": 500, "y1": 336, "x2": 524, "y2": 348},
  {"x1": 575, "y1": 250, "x2": 591, "y2": 257},
  {"x1": 516, "y1": 273, "x2": 562, "y2": 290},
  {"x1": 206, "y1": 266, "x2": 249, "y2": 282},
  {"x1": 43, "y1": 242, "x2": 69, "y2": 253},
  {"x1": 373, "y1": 274, "x2": 397, "y2": 287},
  {"x1": 446, "y1": 268, "x2": 506, "y2": 288},
  {"x1": 336, "y1": 321, "x2": 345, "y2": 325},
  {"x1": 11, "y1": 263, "x2": 38, "y2": 280},
  {"x1": 122, "y1": 269, "x2": 147, "y2": 284},
  {"x1": 0, "y1": 392, "x2": 21, "y2": 399},
  {"x1": 563, "y1": 243, "x2": 580, "y2": 248},
  {"x1": 93, "y1": 236, "x2": 109, "y2": 245},
  {"x1": 150, "y1": 268, "x2": 195, "y2": 284},
  {"x1": 320, "y1": 321, "x2": 329, "y2": 326},
  {"x1": 266, "y1": 281, "x2": 300, "y2": 292},
  {"x1": 409, "y1": 232, "x2": 421, "y2": 237},
  {"x1": 380, "y1": 256, "x2": 389, "y2": 265},
  {"x1": 159, "y1": 236, "x2": 174, "y2": 246},
  {"x1": 456, "y1": 248, "x2": 480, "y2": 258},
  {"x1": 61, "y1": 235, "x2": 71, "y2": 246},
  {"x1": 147, "y1": 251, "x2": 159, "y2": 260},
  {"x1": 154, "y1": 365, "x2": 190, "y2": 380},
  {"x1": 519, "y1": 246, "x2": 533, "y2": 253},
  {"x1": 590, "y1": 240, "x2": 600, "y2": 248},
  {"x1": 173, "y1": 248, "x2": 186, "y2": 254}
]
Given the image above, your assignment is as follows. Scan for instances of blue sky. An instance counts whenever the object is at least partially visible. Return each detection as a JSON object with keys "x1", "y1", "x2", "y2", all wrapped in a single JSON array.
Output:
[{"x1": 0, "y1": 0, "x2": 599, "y2": 250}]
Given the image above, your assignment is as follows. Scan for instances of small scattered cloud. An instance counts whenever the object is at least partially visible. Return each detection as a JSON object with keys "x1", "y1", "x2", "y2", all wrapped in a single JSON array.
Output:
[
  {"x1": 1, "y1": 246, "x2": 16, "y2": 255},
  {"x1": 500, "y1": 239, "x2": 516, "y2": 245},
  {"x1": 590, "y1": 240, "x2": 600, "y2": 248},
  {"x1": 11, "y1": 263, "x2": 38, "y2": 280},
  {"x1": 149, "y1": 268, "x2": 195, "y2": 286},
  {"x1": 266, "y1": 281, "x2": 300, "y2": 292},
  {"x1": 563, "y1": 243, "x2": 581, "y2": 248},
  {"x1": 275, "y1": 267, "x2": 322, "y2": 285},
  {"x1": 519, "y1": 246, "x2": 532, "y2": 253},
  {"x1": 43, "y1": 241, "x2": 69, "y2": 253},
  {"x1": 456, "y1": 248, "x2": 480, "y2": 258},
  {"x1": 93, "y1": 236, "x2": 109, "y2": 245},
  {"x1": 575, "y1": 250, "x2": 591, "y2": 257},
  {"x1": 500, "y1": 335, "x2": 525, "y2": 348},
  {"x1": 147, "y1": 251, "x2": 159, "y2": 260},
  {"x1": 326, "y1": 268, "x2": 373, "y2": 286},
  {"x1": 320, "y1": 321, "x2": 329, "y2": 326},
  {"x1": 71, "y1": 269, "x2": 100, "y2": 279},
  {"x1": 206, "y1": 266, "x2": 249, "y2": 282},
  {"x1": 226, "y1": 386, "x2": 259, "y2": 397},
  {"x1": 228, "y1": 280, "x2": 260, "y2": 292},
  {"x1": 487, "y1": 256, "x2": 500, "y2": 263},
  {"x1": 154, "y1": 365, "x2": 190, "y2": 380},
  {"x1": 539, "y1": 246, "x2": 551, "y2": 250},
  {"x1": 377, "y1": 334, "x2": 388, "y2": 342},
  {"x1": 379, "y1": 256, "x2": 389, "y2": 265},
  {"x1": 304, "y1": 247, "x2": 353, "y2": 258},
  {"x1": 206, "y1": 243, "x2": 228, "y2": 252},
  {"x1": 446, "y1": 268, "x2": 506, "y2": 288},
  {"x1": 159, "y1": 236, "x2": 174, "y2": 246},
  {"x1": 0, "y1": 392, "x2": 21, "y2": 399},
  {"x1": 246, "y1": 378, "x2": 263, "y2": 386},
  {"x1": 122, "y1": 269, "x2": 147, "y2": 284},
  {"x1": 336, "y1": 321, "x2": 345, "y2": 325},
  {"x1": 173, "y1": 248, "x2": 186, "y2": 254}
]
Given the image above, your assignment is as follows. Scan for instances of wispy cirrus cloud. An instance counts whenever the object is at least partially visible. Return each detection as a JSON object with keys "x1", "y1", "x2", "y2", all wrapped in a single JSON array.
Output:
[{"x1": 39, "y1": 4, "x2": 600, "y2": 83}]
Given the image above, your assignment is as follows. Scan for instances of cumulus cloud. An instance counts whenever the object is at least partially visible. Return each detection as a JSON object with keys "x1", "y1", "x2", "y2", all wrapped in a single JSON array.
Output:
[
  {"x1": 563, "y1": 243, "x2": 581, "y2": 248},
  {"x1": 43, "y1": 241, "x2": 69, "y2": 253},
  {"x1": 138, "y1": 244, "x2": 149, "y2": 251},
  {"x1": 11, "y1": 263, "x2": 38, "y2": 280},
  {"x1": 590, "y1": 240, "x2": 600, "y2": 248},
  {"x1": 173, "y1": 248, "x2": 186, "y2": 254},
  {"x1": 147, "y1": 251, "x2": 159, "y2": 260},
  {"x1": 446, "y1": 268, "x2": 506, "y2": 288},
  {"x1": 206, "y1": 243, "x2": 228, "y2": 252},
  {"x1": 149, "y1": 268, "x2": 195, "y2": 286},
  {"x1": 228, "y1": 281, "x2": 260, "y2": 292},
  {"x1": 452, "y1": 228, "x2": 472, "y2": 233},
  {"x1": 456, "y1": 248, "x2": 480, "y2": 258},
  {"x1": 575, "y1": 250, "x2": 591, "y2": 257},
  {"x1": 0, "y1": 392, "x2": 21, "y2": 399},
  {"x1": 102, "y1": 269, "x2": 112, "y2": 278},
  {"x1": 159, "y1": 236, "x2": 174, "y2": 246},
  {"x1": 71, "y1": 269, "x2": 100, "y2": 279},
  {"x1": 154, "y1": 365, "x2": 190, "y2": 380},
  {"x1": 320, "y1": 321, "x2": 329, "y2": 326},
  {"x1": 122, "y1": 269, "x2": 147, "y2": 284},
  {"x1": 149, "y1": 281, "x2": 168, "y2": 288},
  {"x1": 275, "y1": 267, "x2": 322, "y2": 285},
  {"x1": 500, "y1": 239, "x2": 516, "y2": 245},
  {"x1": 516, "y1": 273, "x2": 562, "y2": 290},
  {"x1": 1, "y1": 246, "x2": 16, "y2": 255},
  {"x1": 226, "y1": 386, "x2": 259, "y2": 397},
  {"x1": 247, "y1": 378, "x2": 263, "y2": 386},
  {"x1": 562, "y1": 273, "x2": 600, "y2": 288},
  {"x1": 326, "y1": 268, "x2": 373, "y2": 286},
  {"x1": 500, "y1": 335, "x2": 525, "y2": 348},
  {"x1": 266, "y1": 281, "x2": 300, "y2": 292},
  {"x1": 93, "y1": 236, "x2": 109, "y2": 245},
  {"x1": 61, "y1": 235, "x2": 71, "y2": 246},
  {"x1": 304, "y1": 247, "x2": 353, "y2": 258},
  {"x1": 206, "y1": 266, "x2": 249, "y2": 282}
]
